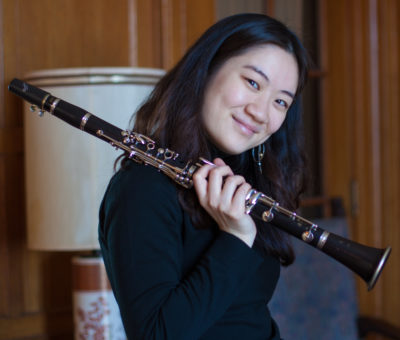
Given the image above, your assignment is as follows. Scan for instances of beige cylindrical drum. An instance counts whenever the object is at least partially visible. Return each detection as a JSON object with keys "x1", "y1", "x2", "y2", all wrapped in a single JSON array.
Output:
[
  {"x1": 23, "y1": 67, "x2": 164, "y2": 250},
  {"x1": 72, "y1": 256, "x2": 125, "y2": 339}
]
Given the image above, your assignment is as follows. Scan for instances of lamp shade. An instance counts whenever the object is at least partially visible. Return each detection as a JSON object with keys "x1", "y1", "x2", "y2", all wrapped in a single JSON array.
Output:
[{"x1": 24, "y1": 67, "x2": 164, "y2": 250}]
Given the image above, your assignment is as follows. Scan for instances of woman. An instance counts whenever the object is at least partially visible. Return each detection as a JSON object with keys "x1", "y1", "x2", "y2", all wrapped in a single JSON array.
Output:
[{"x1": 99, "y1": 13, "x2": 309, "y2": 340}]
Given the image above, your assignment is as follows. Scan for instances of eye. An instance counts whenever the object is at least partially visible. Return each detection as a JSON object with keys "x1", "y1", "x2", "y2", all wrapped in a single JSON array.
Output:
[
  {"x1": 246, "y1": 78, "x2": 260, "y2": 90},
  {"x1": 275, "y1": 99, "x2": 289, "y2": 109}
]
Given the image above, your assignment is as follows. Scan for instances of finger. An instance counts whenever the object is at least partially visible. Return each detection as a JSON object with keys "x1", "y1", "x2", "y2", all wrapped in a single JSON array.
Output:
[
  {"x1": 193, "y1": 163, "x2": 214, "y2": 181},
  {"x1": 213, "y1": 158, "x2": 226, "y2": 167},
  {"x1": 230, "y1": 182, "x2": 252, "y2": 213},
  {"x1": 219, "y1": 175, "x2": 246, "y2": 210},
  {"x1": 207, "y1": 165, "x2": 236, "y2": 206},
  {"x1": 193, "y1": 164, "x2": 214, "y2": 202}
]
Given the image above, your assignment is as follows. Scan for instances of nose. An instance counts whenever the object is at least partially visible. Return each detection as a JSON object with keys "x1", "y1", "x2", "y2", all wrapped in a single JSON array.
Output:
[{"x1": 244, "y1": 97, "x2": 269, "y2": 123}]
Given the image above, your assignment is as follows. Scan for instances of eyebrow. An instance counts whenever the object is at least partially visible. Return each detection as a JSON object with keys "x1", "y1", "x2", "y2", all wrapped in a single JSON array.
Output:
[{"x1": 243, "y1": 65, "x2": 295, "y2": 99}]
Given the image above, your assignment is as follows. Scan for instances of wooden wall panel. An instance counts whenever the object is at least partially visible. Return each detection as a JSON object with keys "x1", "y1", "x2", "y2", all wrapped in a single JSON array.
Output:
[
  {"x1": 378, "y1": 0, "x2": 400, "y2": 325},
  {"x1": 185, "y1": 0, "x2": 215, "y2": 49},
  {"x1": 319, "y1": 0, "x2": 354, "y2": 214},
  {"x1": 160, "y1": 0, "x2": 215, "y2": 70},
  {"x1": 350, "y1": 0, "x2": 384, "y2": 316},
  {"x1": 320, "y1": 0, "x2": 400, "y2": 330},
  {"x1": 0, "y1": 155, "x2": 26, "y2": 318},
  {"x1": 136, "y1": 0, "x2": 215, "y2": 70},
  {"x1": 0, "y1": 0, "x2": 137, "y2": 338},
  {"x1": 0, "y1": 0, "x2": 9, "y2": 318},
  {"x1": 10, "y1": 0, "x2": 134, "y2": 76},
  {"x1": 0, "y1": 156, "x2": 7, "y2": 316},
  {"x1": 136, "y1": 0, "x2": 162, "y2": 68}
]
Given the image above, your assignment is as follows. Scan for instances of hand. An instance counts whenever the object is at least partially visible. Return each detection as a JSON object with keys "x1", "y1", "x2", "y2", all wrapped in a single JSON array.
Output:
[{"x1": 192, "y1": 158, "x2": 257, "y2": 247}]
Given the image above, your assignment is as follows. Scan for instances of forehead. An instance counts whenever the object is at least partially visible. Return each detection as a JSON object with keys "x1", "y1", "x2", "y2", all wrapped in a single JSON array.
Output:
[
  {"x1": 214, "y1": 44, "x2": 299, "y2": 91},
  {"x1": 227, "y1": 44, "x2": 297, "y2": 67}
]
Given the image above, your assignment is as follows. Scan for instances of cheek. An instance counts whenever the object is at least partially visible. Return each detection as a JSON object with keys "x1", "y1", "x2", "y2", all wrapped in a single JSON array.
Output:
[
  {"x1": 201, "y1": 88, "x2": 220, "y2": 122},
  {"x1": 214, "y1": 76, "x2": 246, "y2": 107},
  {"x1": 270, "y1": 113, "x2": 287, "y2": 133},
  {"x1": 228, "y1": 89, "x2": 246, "y2": 106}
]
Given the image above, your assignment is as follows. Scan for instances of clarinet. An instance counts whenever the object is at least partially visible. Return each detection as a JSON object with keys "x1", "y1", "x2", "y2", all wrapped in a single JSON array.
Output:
[{"x1": 8, "y1": 78, "x2": 391, "y2": 291}]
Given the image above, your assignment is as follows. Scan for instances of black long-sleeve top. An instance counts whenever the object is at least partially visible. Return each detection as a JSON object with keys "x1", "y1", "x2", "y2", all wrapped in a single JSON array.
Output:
[{"x1": 98, "y1": 160, "x2": 281, "y2": 339}]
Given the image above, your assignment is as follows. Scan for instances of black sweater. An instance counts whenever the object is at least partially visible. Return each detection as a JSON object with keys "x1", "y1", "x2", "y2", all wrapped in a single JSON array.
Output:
[{"x1": 99, "y1": 161, "x2": 281, "y2": 340}]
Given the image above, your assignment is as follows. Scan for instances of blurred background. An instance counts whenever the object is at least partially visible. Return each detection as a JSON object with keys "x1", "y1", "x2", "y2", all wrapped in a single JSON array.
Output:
[{"x1": 0, "y1": 0, "x2": 398, "y2": 339}]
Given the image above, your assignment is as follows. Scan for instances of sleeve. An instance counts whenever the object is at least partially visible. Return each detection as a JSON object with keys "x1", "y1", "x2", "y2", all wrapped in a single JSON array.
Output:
[{"x1": 99, "y1": 164, "x2": 264, "y2": 340}]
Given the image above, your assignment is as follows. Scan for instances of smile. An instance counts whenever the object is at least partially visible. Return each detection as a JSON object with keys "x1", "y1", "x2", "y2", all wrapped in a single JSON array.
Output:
[{"x1": 232, "y1": 115, "x2": 259, "y2": 135}]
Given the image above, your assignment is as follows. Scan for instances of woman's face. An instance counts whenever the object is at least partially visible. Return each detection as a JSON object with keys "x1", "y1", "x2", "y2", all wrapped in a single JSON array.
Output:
[{"x1": 201, "y1": 44, "x2": 299, "y2": 155}]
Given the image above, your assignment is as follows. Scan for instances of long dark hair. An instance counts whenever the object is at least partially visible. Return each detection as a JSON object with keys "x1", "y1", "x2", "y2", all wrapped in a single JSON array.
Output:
[{"x1": 123, "y1": 13, "x2": 310, "y2": 265}]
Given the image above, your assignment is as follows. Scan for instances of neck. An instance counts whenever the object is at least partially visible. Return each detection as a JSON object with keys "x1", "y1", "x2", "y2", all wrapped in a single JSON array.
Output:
[{"x1": 207, "y1": 141, "x2": 252, "y2": 178}]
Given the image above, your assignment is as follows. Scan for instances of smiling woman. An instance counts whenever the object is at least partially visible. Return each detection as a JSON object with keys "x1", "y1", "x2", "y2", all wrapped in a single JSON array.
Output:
[
  {"x1": 98, "y1": 13, "x2": 310, "y2": 340},
  {"x1": 201, "y1": 44, "x2": 299, "y2": 155}
]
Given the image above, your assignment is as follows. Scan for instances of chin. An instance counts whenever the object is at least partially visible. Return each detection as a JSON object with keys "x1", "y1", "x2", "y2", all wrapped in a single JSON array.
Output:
[
  {"x1": 212, "y1": 137, "x2": 251, "y2": 155},
  {"x1": 221, "y1": 145, "x2": 249, "y2": 155}
]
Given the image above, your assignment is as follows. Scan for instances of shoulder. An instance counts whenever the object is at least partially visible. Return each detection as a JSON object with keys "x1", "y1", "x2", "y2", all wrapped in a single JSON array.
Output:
[
  {"x1": 99, "y1": 160, "x2": 185, "y2": 238},
  {"x1": 101, "y1": 160, "x2": 181, "y2": 219},
  {"x1": 108, "y1": 160, "x2": 178, "y2": 197}
]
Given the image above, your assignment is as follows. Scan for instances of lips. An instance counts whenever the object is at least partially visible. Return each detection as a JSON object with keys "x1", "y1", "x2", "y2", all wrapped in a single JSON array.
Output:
[{"x1": 232, "y1": 115, "x2": 260, "y2": 135}]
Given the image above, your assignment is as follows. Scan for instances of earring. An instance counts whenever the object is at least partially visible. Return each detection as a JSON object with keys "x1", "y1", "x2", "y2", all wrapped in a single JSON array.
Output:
[{"x1": 252, "y1": 144, "x2": 265, "y2": 174}]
